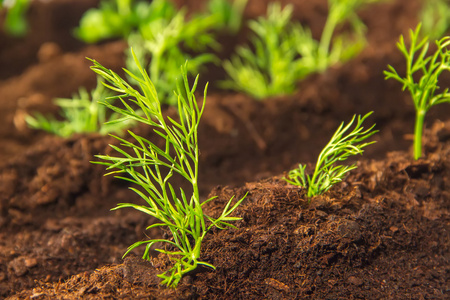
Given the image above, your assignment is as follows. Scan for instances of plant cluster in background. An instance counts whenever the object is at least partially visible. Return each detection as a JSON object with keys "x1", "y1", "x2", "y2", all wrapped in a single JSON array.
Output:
[
  {"x1": 90, "y1": 54, "x2": 246, "y2": 287},
  {"x1": 125, "y1": 0, "x2": 247, "y2": 105},
  {"x1": 222, "y1": 0, "x2": 377, "y2": 99},
  {"x1": 0, "y1": 0, "x2": 31, "y2": 36},
  {"x1": 124, "y1": 0, "x2": 219, "y2": 106},
  {"x1": 76, "y1": 0, "x2": 247, "y2": 105},
  {"x1": 284, "y1": 112, "x2": 377, "y2": 198},
  {"x1": 384, "y1": 24, "x2": 450, "y2": 160},
  {"x1": 419, "y1": 0, "x2": 450, "y2": 40},
  {"x1": 25, "y1": 78, "x2": 135, "y2": 137}
]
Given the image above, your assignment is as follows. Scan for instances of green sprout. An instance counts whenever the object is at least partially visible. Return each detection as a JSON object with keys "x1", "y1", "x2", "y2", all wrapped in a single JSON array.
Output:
[
  {"x1": 1, "y1": 0, "x2": 31, "y2": 37},
  {"x1": 284, "y1": 112, "x2": 377, "y2": 198},
  {"x1": 384, "y1": 24, "x2": 450, "y2": 160},
  {"x1": 420, "y1": 0, "x2": 450, "y2": 40},
  {"x1": 90, "y1": 53, "x2": 246, "y2": 287},
  {"x1": 25, "y1": 77, "x2": 134, "y2": 137},
  {"x1": 222, "y1": 0, "x2": 375, "y2": 99}
]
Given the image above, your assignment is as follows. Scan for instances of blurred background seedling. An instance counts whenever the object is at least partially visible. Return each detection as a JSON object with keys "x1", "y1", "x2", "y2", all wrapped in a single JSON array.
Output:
[
  {"x1": 419, "y1": 0, "x2": 450, "y2": 40},
  {"x1": 74, "y1": 0, "x2": 155, "y2": 43},
  {"x1": 384, "y1": 24, "x2": 450, "y2": 160},
  {"x1": 1, "y1": 0, "x2": 31, "y2": 36},
  {"x1": 222, "y1": 0, "x2": 379, "y2": 99},
  {"x1": 25, "y1": 77, "x2": 135, "y2": 137},
  {"x1": 76, "y1": 0, "x2": 247, "y2": 106}
]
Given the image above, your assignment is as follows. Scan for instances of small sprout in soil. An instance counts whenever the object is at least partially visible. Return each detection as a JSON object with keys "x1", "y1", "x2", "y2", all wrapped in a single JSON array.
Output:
[
  {"x1": 419, "y1": 0, "x2": 450, "y2": 40},
  {"x1": 384, "y1": 24, "x2": 450, "y2": 160},
  {"x1": 90, "y1": 51, "x2": 246, "y2": 288},
  {"x1": 1, "y1": 0, "x2": 31, "y2": 36},
  {"x1": 25, "y1": 77, "x2": 134, "y2": 138},
  {"x1": 284, "y1": 112, "x2": 377, "y2": 198},
  {"x1": 222, "y1": 0, "x2": 374, "y2": 99}
]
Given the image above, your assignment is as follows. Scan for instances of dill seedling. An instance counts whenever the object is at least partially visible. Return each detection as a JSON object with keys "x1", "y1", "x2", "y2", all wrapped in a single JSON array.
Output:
[
  {"x1": 222, "y1": 0, "x2": 377, "y2": 99},
  {"x1": 384, "y1": 24, "x2": 450, "y2": 160},
  {"x1": 26, "y1": 77, "x2": 133, "y2": 137},
  {"x1": 284, "y1": 112, "x2": 377, "y2": 198},
  {"x1": 90, "y1": 52, "x2": 246, "y2": 287}
]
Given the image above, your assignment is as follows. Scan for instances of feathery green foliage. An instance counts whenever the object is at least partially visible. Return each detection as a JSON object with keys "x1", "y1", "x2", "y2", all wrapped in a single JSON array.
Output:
[
  {"x1": 384, "y1": 24, "x2": 450, "y2": 160},
  {"x1": 222, "y1": 0, "x2": 375, "y2": 99},
  {"x1": 90, "y1": 52, "x2": 246, "y2": 288},
  {"x1": 284, "y1": 112, "x2": 377, "y2": 198},
  {"x1": 311, "y1": 0, "x2": 372, "y2": 72},
  {"x1": 222, "y1": 3, "x2": 305, "y2": 99},
  {"x1": 25, "y1": 78, "x2": 134, "y2": 137},
  {"x1": 77, "y1": 0, "x2": 247, "y2": 105}
]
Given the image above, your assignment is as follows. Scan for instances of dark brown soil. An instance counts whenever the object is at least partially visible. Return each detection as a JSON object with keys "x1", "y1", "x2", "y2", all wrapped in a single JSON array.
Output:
[{"x1": 1, "y1": 0, "x2": 449, "y2": 299}]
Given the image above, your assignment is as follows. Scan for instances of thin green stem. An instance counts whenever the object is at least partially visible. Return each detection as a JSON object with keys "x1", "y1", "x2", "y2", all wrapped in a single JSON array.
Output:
[
  {"x1": 414, "y1": 109, "x2": 426, "y2": 160},
  {"x1": 318, "y1": 14, "x2": 337, "y2": 71}
]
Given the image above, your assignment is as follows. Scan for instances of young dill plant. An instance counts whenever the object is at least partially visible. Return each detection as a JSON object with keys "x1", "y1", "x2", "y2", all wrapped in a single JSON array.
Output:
[
  {"x1": 90, "y1": 52, "x2": 246, "y2": 287},
  {"x1": 222, "y1": 0, "x2": 377, "y2": 99},
  {"x1": 222, "y1": 3, "x2": 305, "y2": 99},
  {"x1": 25, "y1": 77, "x2": 134, "y2": 137},
  {"x1": 384, "y1": 24, "x2": 450, "y2": 160},
  {"x1": 284, "y1": 112, "x2": 377, "y2": 199}
]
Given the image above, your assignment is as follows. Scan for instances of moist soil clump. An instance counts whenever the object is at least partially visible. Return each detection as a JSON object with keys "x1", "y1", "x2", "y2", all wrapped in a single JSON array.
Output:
[{"x1": 0, "y1": 0, "x2": 449, "y2": 299}]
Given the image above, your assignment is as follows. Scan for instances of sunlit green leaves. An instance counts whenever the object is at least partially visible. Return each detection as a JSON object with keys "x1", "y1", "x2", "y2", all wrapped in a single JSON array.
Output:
[
  {"x1": 285, "y1": 112, "x2": 377, "y2": 198},
  {"x1": 384, "y1": 24, "x2": 450, "y2": 159},
  {"x1": 222, "y1": 0, "x2": 376, "y2": 99},
  {"x1": 90, "y1": 52, "x2": 245, "y2": 287}
]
